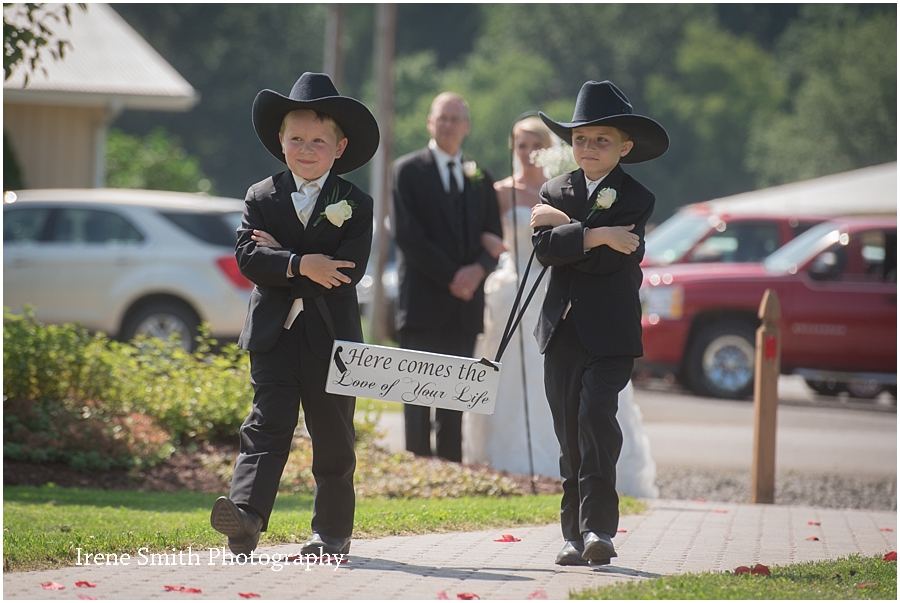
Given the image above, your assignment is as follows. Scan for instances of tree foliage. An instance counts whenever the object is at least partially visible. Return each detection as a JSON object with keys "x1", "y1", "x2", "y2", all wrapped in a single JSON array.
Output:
[
  {"x1": 3, "y1": 3, "x2": 85, "y2": 84},
  {"x1": 107, "y1": 4, "x2": 896, "y2": 217},
  {"x1": 105, "y1": 128, "x2": 212, "y2": 194},
  {"x1": 746, "y1": 4, "x2": 897, "y2": 186}
]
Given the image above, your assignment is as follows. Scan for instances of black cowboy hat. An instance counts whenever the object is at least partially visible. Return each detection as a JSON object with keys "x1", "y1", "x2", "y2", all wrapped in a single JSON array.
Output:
[
  {"x1": 252, "y1": 72, "x2": 380, "y2": 174},
  {"x1": 539, "y1": 80, "x2": 668, "y2": 164}
]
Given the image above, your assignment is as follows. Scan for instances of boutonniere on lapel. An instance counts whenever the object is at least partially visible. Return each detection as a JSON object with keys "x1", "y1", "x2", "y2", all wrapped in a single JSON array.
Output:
[
  {"x1": 313, "y1": 185, "x2": 357, "y2": 228},
  {"x1": 586, "y1": 187, "x2": 617, "y2": 220},
  {"x1": 462, "y1": 160, "x2": 484, "y2": 184}
]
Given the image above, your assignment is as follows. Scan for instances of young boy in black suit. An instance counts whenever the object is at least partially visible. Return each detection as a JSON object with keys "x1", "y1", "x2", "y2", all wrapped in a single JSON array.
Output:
[
  {"x1": 209, "y1": 73, "x2": 379, "y2": 558},
  {"x1": 531, "y1": 80, "x2": 669, "y2": 566}
]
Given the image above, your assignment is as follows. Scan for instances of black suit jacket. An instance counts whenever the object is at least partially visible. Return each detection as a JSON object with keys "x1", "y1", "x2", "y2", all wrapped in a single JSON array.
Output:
[
  {"x1": 533, "y1": 164, "x2": 654, "y2": 357},
  {"x1": 236, "y1": 170, "x2": 373, "y2": 356},
  {"x1": 392, "y1": 147, "x2": 502, "y2": 333}
]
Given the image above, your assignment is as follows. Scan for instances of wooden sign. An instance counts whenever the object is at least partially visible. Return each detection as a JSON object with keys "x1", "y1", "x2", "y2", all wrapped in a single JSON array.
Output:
[{"x1": 325, "y1": 340, "x2": 501, "y2": 415}]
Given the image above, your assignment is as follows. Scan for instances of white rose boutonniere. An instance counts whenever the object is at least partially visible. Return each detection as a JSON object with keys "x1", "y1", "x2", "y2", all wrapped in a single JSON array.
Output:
[
  {"x1": 462, "y1": 160, "x2": 484, "y2": 184},
  {"x1": 313, "y1": 185, "x2": 357, "y2": 228},
  {"x1": 586, "y1": 187, "x2": 617, "y2": 220}
]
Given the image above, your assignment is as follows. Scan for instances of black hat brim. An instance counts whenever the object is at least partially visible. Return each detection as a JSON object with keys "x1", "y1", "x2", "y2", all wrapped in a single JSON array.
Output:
[
  {"x1": 538, "y1": 112, "x2": 669, "y2": 164},
  {"x1": 253, "y1": 90, "x2": 380, "y2": 174}
]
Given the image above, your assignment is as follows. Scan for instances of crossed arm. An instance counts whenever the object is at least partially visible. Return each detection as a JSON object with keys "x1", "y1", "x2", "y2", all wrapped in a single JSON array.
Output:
[
  {"x1": 530, "y1": 204, "x2": 639, "y2": 254},
  {"x1": 251, "y1": 230, "x2": 354, "y2": 289}
]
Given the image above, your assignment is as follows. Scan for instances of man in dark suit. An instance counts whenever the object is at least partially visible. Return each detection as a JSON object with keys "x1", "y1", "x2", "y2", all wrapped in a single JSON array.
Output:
[
  {"x1": 391, "y1": 92, "x2": 503, "y2": 462},
  {"x1": 531, "y1": 80, "x2": 669, "y2": 566},
  {"x1": 209, "y1": 73, "x2": 379, "y2": 558}
]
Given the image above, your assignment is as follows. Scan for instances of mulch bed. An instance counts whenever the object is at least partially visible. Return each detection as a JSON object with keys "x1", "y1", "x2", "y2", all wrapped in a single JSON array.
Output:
[{"x1": 4, "y1": 444, "x2": 562, "y2": 496}]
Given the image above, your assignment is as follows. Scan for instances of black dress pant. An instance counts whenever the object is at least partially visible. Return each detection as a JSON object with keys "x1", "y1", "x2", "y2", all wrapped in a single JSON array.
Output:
[
  {"x1": 543, "y1": 314, "x2": 633, "y2": 540},
  {"x1": 399, "y1": 326, "x2": 478, "y2": 462},
  {"x1": 230, "y1": 313, "x2": 356, "y2": 537}
]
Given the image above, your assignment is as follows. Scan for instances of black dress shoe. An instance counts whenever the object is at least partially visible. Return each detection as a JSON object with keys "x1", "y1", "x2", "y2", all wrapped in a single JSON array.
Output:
[
  {"x1": 554, "y1": 540, "x2": 589, "y2": 566},
  {"x1": 582, "y1": 531, "x2": 616, "y2": 565},
  {"x1": 300, "y1": 532, "x2": 351, "y2": 555},
  {"x1": 210, "y1": 497, "x2": 263, "y2": 556}
]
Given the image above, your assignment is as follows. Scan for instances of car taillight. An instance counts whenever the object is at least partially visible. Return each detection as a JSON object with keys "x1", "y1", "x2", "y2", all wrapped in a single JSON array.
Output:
[{"x1": 216, "y1": 256, "x2": 253, "y2": 290}]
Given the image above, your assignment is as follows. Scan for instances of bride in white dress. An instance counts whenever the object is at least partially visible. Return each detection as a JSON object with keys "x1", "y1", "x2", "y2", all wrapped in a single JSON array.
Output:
[{"x1": 463, "y1": 117, "x2": 659, "y2": 498}]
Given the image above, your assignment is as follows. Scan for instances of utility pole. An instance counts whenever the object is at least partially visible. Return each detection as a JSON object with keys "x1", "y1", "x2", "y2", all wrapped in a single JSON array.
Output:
[
  {"x1": 323, "y1": 4, "x2": 344, "y2": 88},
  {"x1": 367, "y1": 3, "x2": 396, "y2": 343}
]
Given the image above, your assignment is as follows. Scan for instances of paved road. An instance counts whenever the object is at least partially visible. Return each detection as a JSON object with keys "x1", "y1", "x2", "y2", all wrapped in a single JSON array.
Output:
[{"x1": 376, "y1": 376, "x2": 897, "y2": 478}]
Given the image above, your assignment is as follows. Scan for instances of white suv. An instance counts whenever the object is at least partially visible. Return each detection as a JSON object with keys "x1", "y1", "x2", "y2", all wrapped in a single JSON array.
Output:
[{"x1": 3, "y1": 188, "x2": 252, "y2": 351}]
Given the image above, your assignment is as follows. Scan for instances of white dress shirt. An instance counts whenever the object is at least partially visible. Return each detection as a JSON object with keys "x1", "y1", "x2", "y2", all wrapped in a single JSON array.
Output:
[
  {"x1": 284, "y1": 170, "x2": 331, "y2": 329},
  {"x1": 428, "y1": 139, "x2": 464, "y2": 194}
]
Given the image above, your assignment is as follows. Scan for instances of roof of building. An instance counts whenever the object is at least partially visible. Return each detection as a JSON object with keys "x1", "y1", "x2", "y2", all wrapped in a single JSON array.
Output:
[
  {"x1": 3, "y1": 3, "x2": 198, "y2": 111},
  {"x1": 690, "y1": 162, "x2": 898, "y2": 217}
]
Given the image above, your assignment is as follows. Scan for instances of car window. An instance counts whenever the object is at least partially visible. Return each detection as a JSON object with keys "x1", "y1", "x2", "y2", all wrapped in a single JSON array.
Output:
[
  {"x1": 159, "y1": 211, "x2": 240, "y2": 247},
  {"x1": 644, "y1": 212, "x2": 713, "y2": 265},
  {"x1": 765, "y1": 222, "x2": 842, "y2": 274},
  {"x1": 804, "y1": 228, "x2": 896, "y2": 283},
  {"x1": 3, "y1": 207, "x2": 52, "y2": 242},
  {"x1": 688, "y1": 221, "x2": 780, "y2": 263},
  {"x1": 50, "y1": 208, "x2": 144, "y2": 244},
  {"x1": 840, "y1": 230, "x2": 894, "y2": 283}
]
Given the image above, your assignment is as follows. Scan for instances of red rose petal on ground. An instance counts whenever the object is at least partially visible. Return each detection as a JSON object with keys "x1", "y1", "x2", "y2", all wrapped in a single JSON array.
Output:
[
  {"x1": 750, "y1": 564, "x2": 771, "y2": 576},
  {"x1": 734, "y1": 566, "x2": 751, "y2": 575},
  {"x1": 616, "y1": 529, "x2": 627, "y2": 533},
  {"x1": 857, "y1": 582, "x2": 878, "y2": 588},
  {"x1": 807, "y1": 521, "x2": 821, "y2": 526},
  {"x1": 527, "y1": 590, "x2": 548, "y2": 599},
  {"x1": 805, "y1": 536, "x2": 820, "y2": 541},
  {"x1": 714, "y1": 509, "x2": 728, "y2": 514},
  {"x1": 881, "y1": 528, "x2": 893, "y2": 532},
  {"x1": 75, "y1": 581, "x2": 96, "y2": 588},
  {"x1": 694, "y1": 498, "x2": 707, "y2": 503},
  {"x1": 238, "y1": 594, "x2": 260, "y2": 599},
  {"x1": 41, "y1": 582, "x2": 65, "y2": 590},
  {"x1": 437, "y1": 590, "x2": 450, "y2": 600},
  {"x1": 164, "y1": 586, "x2": 185, "y2": 592},
  {"x1": 457, "y1": 593, "x2": 480, "y2": 600},
  {"x1": 183, "y1": 588, "x2": 202, "y2": 594},
  {"x1": 77, "y1": 596, "x2": 98, "y2": 600},
  {"x1": 493, "y1": 534, "x2": 521, "y2": 542},
  {"x1": 883, "y1": 551, "x2": 897, "y2": 562}
]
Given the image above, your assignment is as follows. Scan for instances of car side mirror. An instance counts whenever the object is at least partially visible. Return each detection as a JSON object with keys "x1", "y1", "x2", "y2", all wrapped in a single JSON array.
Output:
[{"x1": 808, "y1": 251, "x2": 841, "y2": 281}]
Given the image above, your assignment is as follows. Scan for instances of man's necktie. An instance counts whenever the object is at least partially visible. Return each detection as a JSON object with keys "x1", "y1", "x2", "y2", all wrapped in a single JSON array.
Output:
[
  {"x1": 447, "y1": 161, "x2": 460, "y2": 198},
  {"x1": 291, "y1": 182, "x2": 319, "y2": 227},
  {"x1": 447, "y1": 161, "x2": 467, "y2": 257}
]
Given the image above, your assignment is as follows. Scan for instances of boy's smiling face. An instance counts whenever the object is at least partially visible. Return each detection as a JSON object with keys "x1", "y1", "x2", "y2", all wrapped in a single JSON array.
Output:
[
  {"x1": 571, "y1": 125, "x2": 634, "y2": 180},
  {"x1": 279, "y1": 110, "x2": 348, "y2": 181}
]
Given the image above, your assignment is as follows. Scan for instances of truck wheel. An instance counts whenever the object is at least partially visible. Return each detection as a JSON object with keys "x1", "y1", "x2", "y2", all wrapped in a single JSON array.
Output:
[
  {"x1": 121, "y1": 300, "x2": 200, "y2": 352},
  {"x1": 805, "y1": 378, "x2": 844, "y2": 397},
  {"x1": 685, "y1": 321, "x2": 756, "y2": 399},
  {"x1": 844, "y1": 380, "x2": 883, "y2": 399}
]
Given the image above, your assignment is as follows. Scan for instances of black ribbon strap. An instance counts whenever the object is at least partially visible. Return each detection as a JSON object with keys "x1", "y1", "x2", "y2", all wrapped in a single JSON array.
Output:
[{"x1": 492, "y1": 246, "x2": 547, "y2": 364}]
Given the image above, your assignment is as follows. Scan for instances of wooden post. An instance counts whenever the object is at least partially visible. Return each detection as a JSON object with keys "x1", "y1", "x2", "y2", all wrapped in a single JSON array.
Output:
[
  {"x1": 751, "y1": 288, "x2": 781, "y2": 504},
  {"x1": 366, "y1": 3, "x2": 396, "y2": 344},
  {"x1": 323, "y1": 4, "x2": 344, "y2": 89}
]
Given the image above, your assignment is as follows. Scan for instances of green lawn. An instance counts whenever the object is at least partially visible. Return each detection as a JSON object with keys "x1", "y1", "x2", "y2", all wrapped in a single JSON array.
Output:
[
  {"x1": 572, "y1": 554, "x2": 897, "y2": 600},
  {"x1": 5, "y1": 485, "x2": 646, "y2": 572}
]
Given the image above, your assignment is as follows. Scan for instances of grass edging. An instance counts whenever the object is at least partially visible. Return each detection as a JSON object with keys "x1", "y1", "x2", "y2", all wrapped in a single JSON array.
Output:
[
  {"x1": 3, "y1": 485, "x2": 644, "y2": 572},
  {"x1": 571, "y1": 554, "x2": 897, "y2": 600}
]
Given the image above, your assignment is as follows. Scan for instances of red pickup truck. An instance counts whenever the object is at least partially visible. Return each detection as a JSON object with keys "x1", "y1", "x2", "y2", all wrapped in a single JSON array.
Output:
[{"x1": 638, "y1": 216, "x2": 897, "y2": 399}]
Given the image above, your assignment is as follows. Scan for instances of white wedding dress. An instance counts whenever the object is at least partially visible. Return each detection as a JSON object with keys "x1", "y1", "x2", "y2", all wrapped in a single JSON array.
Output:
[{"x1": 463, "y1": 206, "x2": 659, "y2": 498}]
